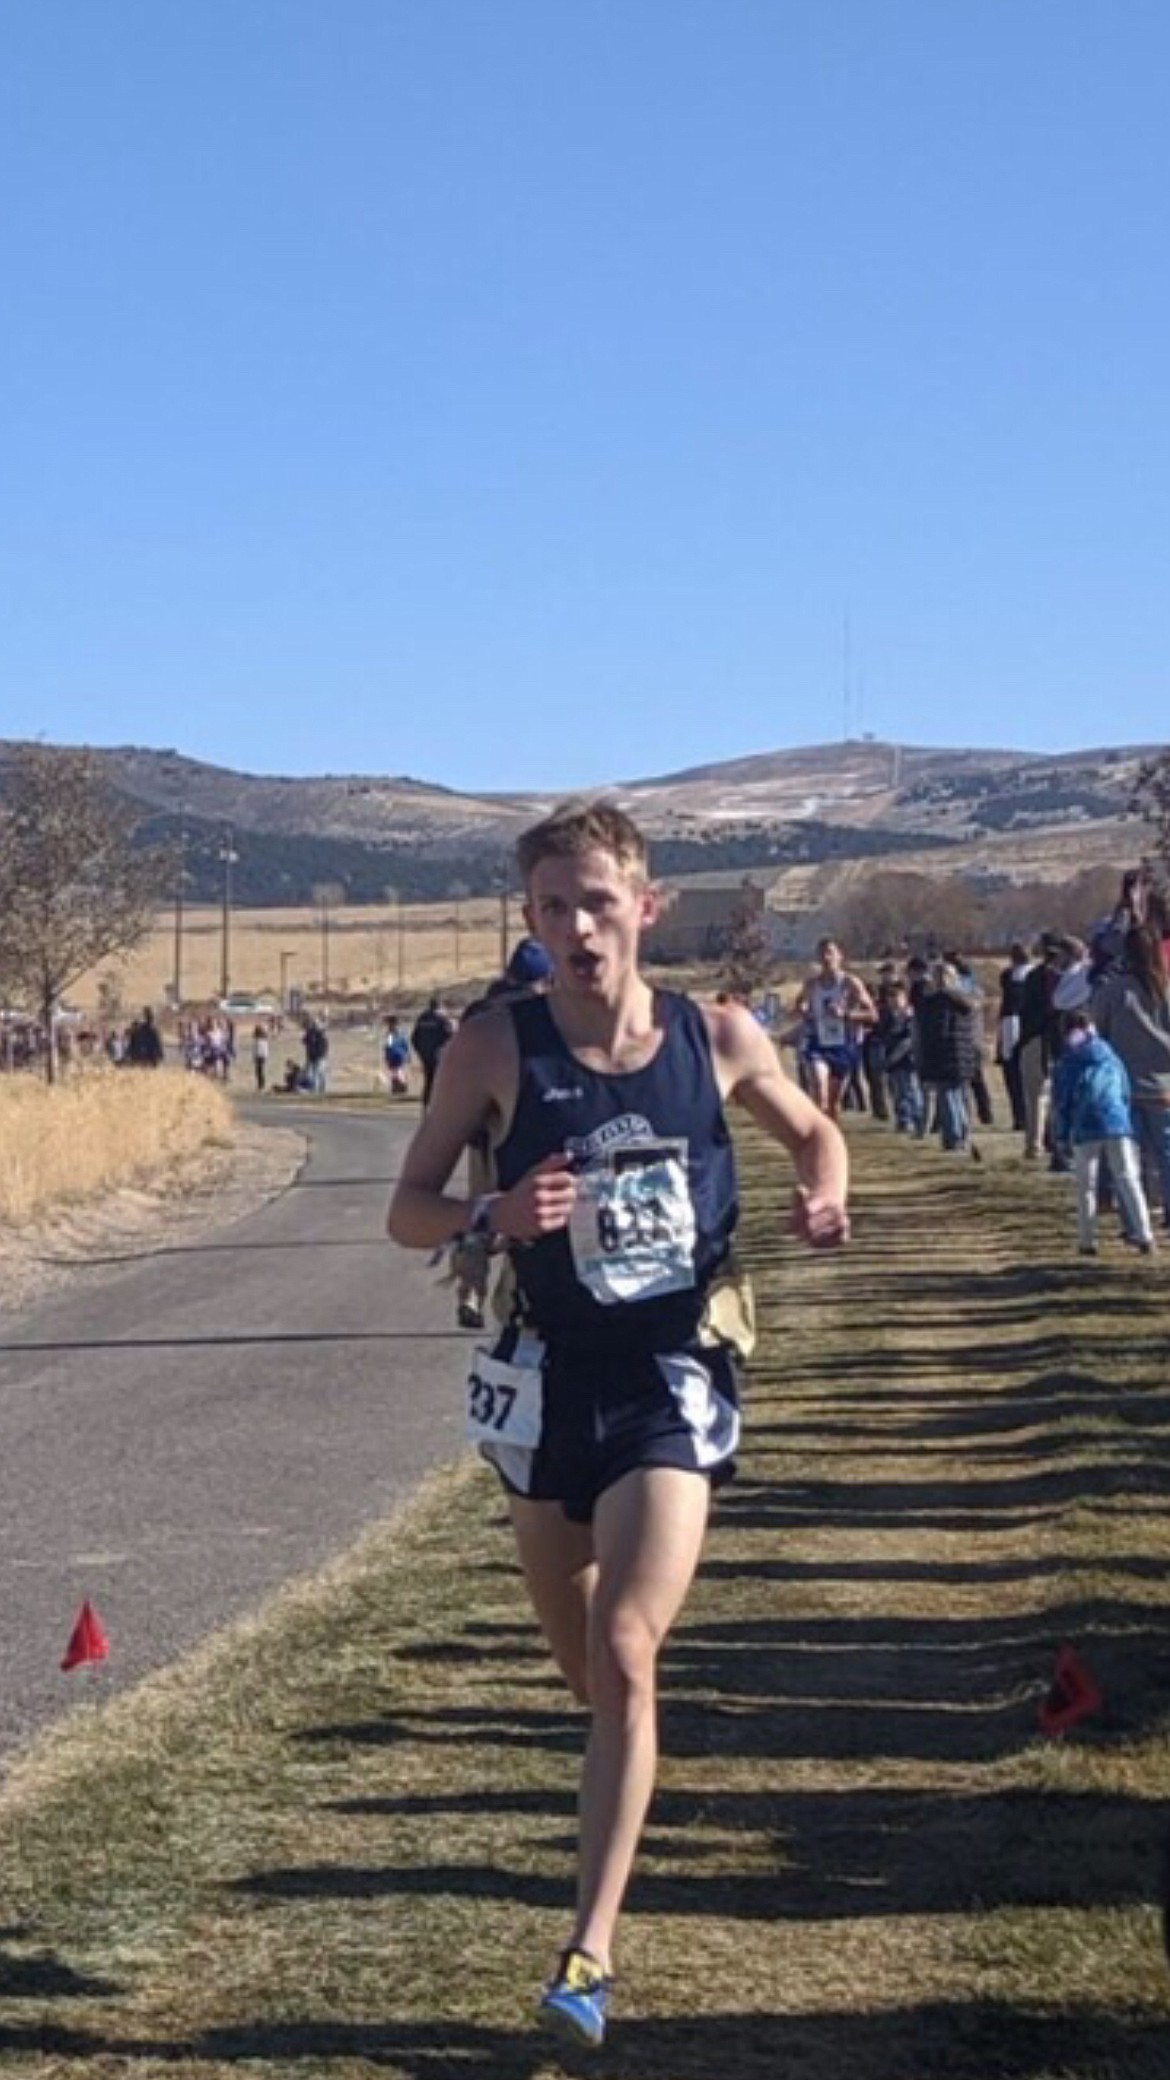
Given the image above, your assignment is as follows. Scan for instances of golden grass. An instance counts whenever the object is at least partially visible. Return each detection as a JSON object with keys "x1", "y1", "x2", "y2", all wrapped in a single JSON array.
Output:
[
  {"x1": 1, "y1": 1125, "x2": 1169, "y2": 2076},
  {"x1": 0, "y1": 1067, "x2": 235, "y2": 1226}
]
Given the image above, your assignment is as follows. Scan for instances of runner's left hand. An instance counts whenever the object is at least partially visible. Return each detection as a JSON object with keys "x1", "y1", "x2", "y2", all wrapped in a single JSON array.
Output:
[{"x1": 791, "y1": 1187, "x2": 850, "y2": 1249}]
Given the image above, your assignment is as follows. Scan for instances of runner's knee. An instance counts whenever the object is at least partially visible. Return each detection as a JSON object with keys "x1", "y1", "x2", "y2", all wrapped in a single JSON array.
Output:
[{"x1": 588, "y1": 1608, "x2": 661, "y2": 1716}]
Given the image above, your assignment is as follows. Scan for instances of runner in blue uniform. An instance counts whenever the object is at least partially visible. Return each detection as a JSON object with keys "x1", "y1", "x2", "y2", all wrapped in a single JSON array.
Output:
[{"x1": 388, "y1": 800, "x2": 849, "y2": 2047}]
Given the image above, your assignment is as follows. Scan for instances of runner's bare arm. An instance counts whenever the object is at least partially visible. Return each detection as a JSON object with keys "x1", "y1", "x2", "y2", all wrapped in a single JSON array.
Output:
[
  {"x1": 847, "y1": 974, "x2": 878, "y2": 1025},
  {"x1": 387, "y1": 1013, "x2": 578, "y2": 1248},
  {"x1": 704, "y1": 1003, "x2": 849, "y2": 1248},
  {"x1": 386, "y1": 1016, "x2": 508, "y2": 1247}
]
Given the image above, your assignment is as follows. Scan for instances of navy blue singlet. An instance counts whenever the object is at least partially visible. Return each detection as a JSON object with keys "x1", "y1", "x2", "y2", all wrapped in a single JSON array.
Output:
[{"x1": 494, "y1": 991, "x2": 738, "y2": 1351}]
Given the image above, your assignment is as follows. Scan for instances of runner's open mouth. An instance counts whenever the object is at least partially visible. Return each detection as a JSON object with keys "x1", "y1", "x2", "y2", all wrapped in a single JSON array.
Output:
[{"x1": 568, "y1": 951, "x2": 602, "y2": 980}]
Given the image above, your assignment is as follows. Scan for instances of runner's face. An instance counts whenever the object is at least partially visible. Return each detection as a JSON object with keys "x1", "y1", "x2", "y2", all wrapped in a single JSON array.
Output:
[{"x1": 525, "y1": 848, "x2": 655, "y2": 997}]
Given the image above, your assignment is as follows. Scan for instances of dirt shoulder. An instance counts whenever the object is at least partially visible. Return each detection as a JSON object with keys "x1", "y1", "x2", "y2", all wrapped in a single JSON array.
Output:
[{"x1": 0, "y1": 1115, "x2": 306, "y2": 1322}]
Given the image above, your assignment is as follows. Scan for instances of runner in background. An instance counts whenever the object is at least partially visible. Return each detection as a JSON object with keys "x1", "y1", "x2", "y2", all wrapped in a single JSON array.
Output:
[{"x1": 792, "y1": 937, "x2": 876, "y2": 1121}]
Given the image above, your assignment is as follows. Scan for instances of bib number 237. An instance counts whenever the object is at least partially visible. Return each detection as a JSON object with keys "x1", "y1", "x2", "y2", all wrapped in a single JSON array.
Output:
[{"x1": 464, "y1": 1346, "x2": 544, "y2": 1448}]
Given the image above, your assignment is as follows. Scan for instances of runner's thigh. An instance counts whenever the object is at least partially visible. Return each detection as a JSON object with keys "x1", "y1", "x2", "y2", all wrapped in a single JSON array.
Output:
[{"x1": 591, "y1": 1465, "x2": 711, "y2": 1639}]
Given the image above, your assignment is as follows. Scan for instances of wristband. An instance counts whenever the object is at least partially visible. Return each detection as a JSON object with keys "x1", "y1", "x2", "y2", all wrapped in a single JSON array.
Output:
[{"x1": 467, "y1": 1192, "x2": 505, "y2": 1249}]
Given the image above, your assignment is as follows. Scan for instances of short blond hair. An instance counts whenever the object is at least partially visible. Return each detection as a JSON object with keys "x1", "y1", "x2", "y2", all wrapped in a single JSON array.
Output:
[{"x1": 516, "y1": 798, "x2": 649, "y2": 884}]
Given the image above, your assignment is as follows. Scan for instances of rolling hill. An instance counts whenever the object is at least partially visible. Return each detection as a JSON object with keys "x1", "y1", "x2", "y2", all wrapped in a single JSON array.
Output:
[{"x1": 0, "y1": 736, "x2": 1155, "y2": 903}]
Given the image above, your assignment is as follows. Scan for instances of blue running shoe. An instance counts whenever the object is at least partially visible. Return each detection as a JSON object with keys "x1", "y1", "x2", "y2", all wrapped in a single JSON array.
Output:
[{"x1": 538, "y1": 1946, "x2": 612, "y2": 2047}]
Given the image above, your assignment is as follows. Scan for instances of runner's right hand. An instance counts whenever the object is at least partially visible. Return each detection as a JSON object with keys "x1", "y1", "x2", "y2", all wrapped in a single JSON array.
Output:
[{"x1": 493, "y1": 1153, "x2": 578, "y2": 1242}]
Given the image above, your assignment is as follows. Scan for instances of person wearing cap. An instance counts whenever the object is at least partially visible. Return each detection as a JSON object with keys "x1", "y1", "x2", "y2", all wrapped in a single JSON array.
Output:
[{"x1": 505, "y1": 937, "x2": 556, "y2": 989}]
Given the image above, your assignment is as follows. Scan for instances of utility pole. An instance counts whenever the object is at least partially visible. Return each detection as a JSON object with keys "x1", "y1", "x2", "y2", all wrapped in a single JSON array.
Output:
[
  {"x1": 495, "y1": 861, "x2": 510, "y2": 971},
  {"x1": 449, "y1": 881, "x2": 469, "y2": 977},
  {"x1": 312, "y1": 881, "x2": 345, "y2": 1001},
  {"x1": 280, "y1": 948, "x2": 296, "y2": 1011},
  {"x1": 384, "y1": 884, "x2": 403, "y2": 991},
  {"x1": 218, "y1": 825, "x2": 239, "y2": 999},
  {"x1": 172, "y1": 802, "x2": 187, "y2": 1006}
]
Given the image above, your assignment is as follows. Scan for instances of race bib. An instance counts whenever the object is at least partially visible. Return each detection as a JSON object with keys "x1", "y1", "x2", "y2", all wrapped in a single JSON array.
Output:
[
  {"x1": 464, "y1": 1339, "x2": 545, "y2": 1448},
  {"x1": 814, "y1": 989, "x2": 848, "y2": 1048},
  {"x1": 568, "y1": 1138, "x2": 697, "y2": 1306}
]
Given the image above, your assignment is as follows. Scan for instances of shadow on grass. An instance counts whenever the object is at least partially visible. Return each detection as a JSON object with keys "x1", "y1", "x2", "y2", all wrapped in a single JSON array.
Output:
[
  {"x1": 235, "y1": 1779, "x2": 1170, "y2": 1921},
  {"x1": 0, "y1": 1930, "x2": 120, "y2": 2000},
  {"x1": 3, "y1": 2000, "x2": 1170, "y2": 2078}
]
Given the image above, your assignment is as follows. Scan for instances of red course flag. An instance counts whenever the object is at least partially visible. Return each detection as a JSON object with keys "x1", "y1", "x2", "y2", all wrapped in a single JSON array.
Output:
[
  {"x1": 1038, "y1": 1644, "x2": 1102, "y2": 1736},
  {"x1": 61, "y1": 1600, "x2": 109, "y2": 1673}
]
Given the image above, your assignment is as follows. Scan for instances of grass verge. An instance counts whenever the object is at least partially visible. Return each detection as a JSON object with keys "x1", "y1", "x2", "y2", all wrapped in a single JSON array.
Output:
[{"x1": 1, "y1": 1123, "x2": 1169, "y2": 2077}]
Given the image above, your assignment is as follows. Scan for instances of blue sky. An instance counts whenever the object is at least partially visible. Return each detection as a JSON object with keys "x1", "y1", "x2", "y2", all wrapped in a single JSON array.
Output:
[{"x1": 2, "y1": 1, "x2": 1168, "y2": 791}]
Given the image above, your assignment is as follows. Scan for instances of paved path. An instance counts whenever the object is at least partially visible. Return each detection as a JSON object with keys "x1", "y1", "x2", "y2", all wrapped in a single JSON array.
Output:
[{"x1": 0, "y1": 1104, "x2": 470, "y2": 1765}]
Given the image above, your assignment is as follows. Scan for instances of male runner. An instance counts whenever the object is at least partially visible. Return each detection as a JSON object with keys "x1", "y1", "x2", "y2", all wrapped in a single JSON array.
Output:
[
  {"x1": 388, "y1": 800, "x2": 848, "y2": 2046},
  {"x1": 793, "y1": 936, "x2": 876, "y2": 1120}
]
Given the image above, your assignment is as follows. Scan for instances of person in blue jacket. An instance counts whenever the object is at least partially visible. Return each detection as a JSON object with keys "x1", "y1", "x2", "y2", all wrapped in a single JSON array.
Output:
[{"x1": 1051, "y1": 1011, "x2": 1155, "y2": 1256}]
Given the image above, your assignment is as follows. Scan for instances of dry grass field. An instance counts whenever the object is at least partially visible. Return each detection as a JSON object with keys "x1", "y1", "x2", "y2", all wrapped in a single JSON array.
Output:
[
  {"x1": 77, "y1": 897, "x2": 515, "y2": 1014},
  {"x1": 0, "y1": 1067, "x2": 234, "y2": 1226},
  {"x1": 1, "y1": 1121, "x2": 1168, "y2": 2076}
]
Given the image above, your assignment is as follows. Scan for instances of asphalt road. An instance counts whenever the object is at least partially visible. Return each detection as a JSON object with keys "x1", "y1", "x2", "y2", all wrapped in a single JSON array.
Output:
[{"x1": 0, "y1": 1103, "x2": 471, "y2": 1766}]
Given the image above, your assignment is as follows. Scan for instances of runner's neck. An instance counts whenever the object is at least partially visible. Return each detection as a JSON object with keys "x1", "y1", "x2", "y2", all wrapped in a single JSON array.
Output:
[{"x1": 547, "y1": 977, "x2": 663, "y2": 1072}]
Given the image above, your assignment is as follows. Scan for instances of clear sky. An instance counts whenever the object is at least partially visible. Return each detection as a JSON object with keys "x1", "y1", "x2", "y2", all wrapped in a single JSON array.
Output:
[{"x1": 2, "y1": 2, "x2": 1168, "y2": 791}]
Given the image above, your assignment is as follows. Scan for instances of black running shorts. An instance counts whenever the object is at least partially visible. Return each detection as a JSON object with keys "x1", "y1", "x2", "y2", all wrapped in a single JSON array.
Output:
[{"x1": 477, "y1": 1328, "x2": 740, "y2": 1524}]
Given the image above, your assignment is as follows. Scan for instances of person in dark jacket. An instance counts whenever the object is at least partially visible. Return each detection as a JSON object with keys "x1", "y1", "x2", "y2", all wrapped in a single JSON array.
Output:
[
  {"x1": 915, "y1": 961, "x2": 978, "y2": 1151},
  {"x1": 996, "y1": 942, "x2": 1032, "y2": 1132},
  {"x1": 126, "y1": 1006, "x2": 164, "y2": 1067},
  {"x1": 411, "y1": 997, "x2": 456, "y2": 1108},
  {"x1": 877, "y1": 978, "x2": 923, "y2": 1135},
  {"x1": 1018, "y1": 934, "x2": 1063, "y2": 1158}
]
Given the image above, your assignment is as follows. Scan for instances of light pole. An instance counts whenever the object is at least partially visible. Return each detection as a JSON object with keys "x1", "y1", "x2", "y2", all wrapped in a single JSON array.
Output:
[
  {"x1": 218, "y1": 826, "x2": 239, "y2": 999},
  {"x1": 449, "y1": 880, "x2": 469, "y2": 978},
  {"x1": 312, "y1": 881, "x2": 345, "y2": 1001},
  {"x1": 494, "y1": 861, "x2": 510, "y2": 972},
  {"x1": 384, "y1": 884, "x2": 404, "y2": 991},
  {"x1": 279, "y1": 948, "x2": 297, "y2": 1012},
  {"x1": 172, "y1": 802, "x2": 188, "y2": 1006}
]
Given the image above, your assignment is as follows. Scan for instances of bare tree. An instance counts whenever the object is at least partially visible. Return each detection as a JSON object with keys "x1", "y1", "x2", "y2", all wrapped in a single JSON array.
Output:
[
  {"x1": 722, "y1": 880, "x2": 772, "y2": 999},
  {"x1": 0, "y1": 745, "x2": 165, "y2": 1080},
  {"x1": 829, "y1": 870, "x2": 985, "y2": 959}
]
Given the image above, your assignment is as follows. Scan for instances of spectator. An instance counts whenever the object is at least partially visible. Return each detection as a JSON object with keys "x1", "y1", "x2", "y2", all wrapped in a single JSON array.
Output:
[
  {"x1": 878, "y1": 977, "x2": 924, "y2": 1136},
  {"x1": 1018, "y1": 934, "x2": 1063, "y2": 1159},
  {"x1": 996, "y1": 941, "x2": 1032, "y2": 1133},
  {"x1": 411, "y1": 996, "x2": 456, "y2": 1107},
  {"x1": 252, "y1": 1021, "x2": 270, "y2": 1093},
  {"x1": 383, "y1": 1015, "x2": 411, "y2": 1096},
  {"x1": 1093, "y1": 924, "x2": 1170, "y2": 1231},
  {"x1": 126, "y1": 1007, "x2": 164, "y2": 1068},
  {"x1": 916, "y1": 959, "x2": 978, "y2": 1153},
  {"x1": 951, "y1": 955, "x2": 994, "y2": 1128},
  {"x1": 1051, "y1": 1009, "x2": 1154, "y2": 1256},
  {"x1": 303, "y1": 1016, "x2": 329, "y2": 1095}
]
